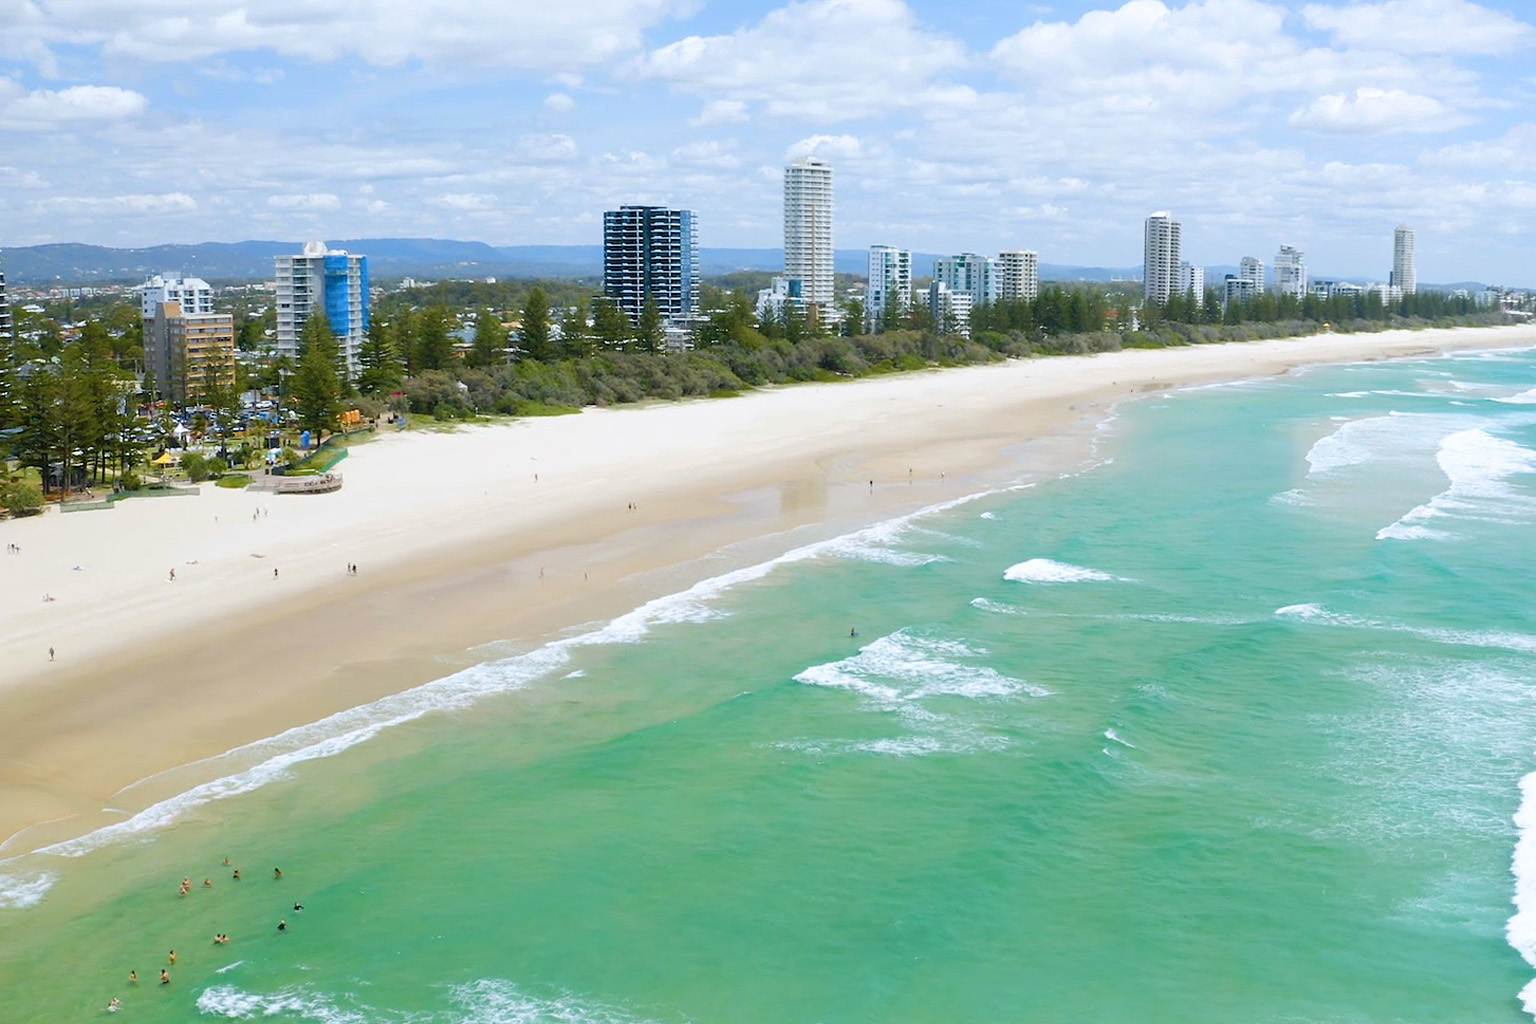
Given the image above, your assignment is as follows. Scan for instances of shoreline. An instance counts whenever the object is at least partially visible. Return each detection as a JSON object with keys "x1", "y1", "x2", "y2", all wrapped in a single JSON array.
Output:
[{"x1": 2, "y1": 323, "x2": 1534, "y2": 854}]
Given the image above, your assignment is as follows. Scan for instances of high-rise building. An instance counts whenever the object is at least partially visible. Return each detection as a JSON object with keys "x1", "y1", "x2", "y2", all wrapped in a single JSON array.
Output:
[
  {"x1": 145, "y1": 301, "x2": 236, "y2": 405},
  {"x1": 929, "y1": 281, "x2": 972, "y2": 338},
  {"x1": 0, "y1": 269, "x2": 11, "y2": 341},
  {"x1": 1239, "y1": 256, "x2": 1265, "y2": 293},
  {"x1": 1143, "y1": 212, "x2": 1181, "y2": 305},
  {"x1": 602, "y1": 205, "x2": 699, "y2": 323},
  {"x1": 934, "y1": 253, "x2": 997, "y2": 308},
  {"x1": 275, "y1": 242, "x2": 370, "y2": 378},
  {"x1": 1393, "y1": 225, "x2": 1416, "y2": 295},
  {"x1": 1178, "y1": 262, "x2": 1205, "y2": 298},
  {"x1": 1223, "y1": 276, "x2": 1258, "y2": 305},
  {"x1": 866, "y1": 245, "x2": 912, "y2": 328},
  {"x1": 784, "y1": 157, "x2": 834, "y2": 311},
  {"x1": 997, "y1": 250, "x2": 1039, "y2": 303},
  {"x1": 141, "y1": 274, "x2": 224, "y2": 402},
  {"x1": 1274, "y1": 245, "x2": 1307, "y2": 298}
]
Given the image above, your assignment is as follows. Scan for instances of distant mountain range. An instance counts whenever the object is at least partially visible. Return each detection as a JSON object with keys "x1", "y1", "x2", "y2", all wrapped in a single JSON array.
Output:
[
  {"x1": 0, "y1": 238, "x2": 1147, "y2": 287},
  {"x1": 0, "y1": 239, "x2": 1500, "y2": 292}
]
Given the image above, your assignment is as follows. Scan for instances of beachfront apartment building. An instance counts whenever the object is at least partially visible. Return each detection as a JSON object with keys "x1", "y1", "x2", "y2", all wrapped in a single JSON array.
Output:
[
  {"x1": 145, "y1": 302, "x2": 236, "y2": 405},
  {"x1": 1144, "y1": 212, "x2": 1181, "y2": 305},
  {"x1": 602, "y1": 205, "x2": 700, "y2": 323},
  {"x1": 0, "y1": 270, "x2": 11, "y2": 340},
  {"x1": 141, "y1": 274, "x2": 230, "y2": 403},
  {"x1": 1178, "y1": 262, "x2": 1205, "y2": 298},
  {"x1": 1274, "y1": 245, "x2": 1307, "y2": 299},
  {"x1": 929, "y1": 281, "x2": 973, "y2": 338},
  {"x1": 1393, "y1": 225, "x2": 1416, "y2": 295},
  {"x1": 275, "y1": 242, "x2": 370, "y2": 379},
  {"x1": 866, "y1": 245, "x2": 912, "y2": 328},
  {"x1": 1224, "y1": 275, "x2": 1258, "y2": 305},
  {"x1": 997, "y1": 250, "x2": 1039, "y2": 303},
  {"x1": 1239, "y1": 256, "x2": 1265, "y2": 293},
  {"x1": 784, "y1": 157, "x2": 835, "y2": 311},
  {"x1": 934, "y1": 253, "x2": 998, "y2": 309}
]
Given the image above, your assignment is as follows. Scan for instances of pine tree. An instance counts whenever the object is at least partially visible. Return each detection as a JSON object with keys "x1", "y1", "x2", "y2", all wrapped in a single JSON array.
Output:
[
  {"x1": 468, "y1": 309, "x2": 507, "y2": 369},
  {"x1": 558, "y1": 299, "x2": 590, "y2": 359},
  {"x1": 291, "y1": 339, "x2": 341, "y2": 439},
  {"x1": 637, "y1": 298, "x2": 665, "y2": 354},
  {"x1": 520, "y1": 288, "x2": 553, "y2": 361}
]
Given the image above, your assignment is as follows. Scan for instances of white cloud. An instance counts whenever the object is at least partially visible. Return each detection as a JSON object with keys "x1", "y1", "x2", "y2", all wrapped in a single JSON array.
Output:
[
  {"x1": 267, "y1": 193, "x2": 341, "y2": 210},
  {"x1": 39, "y1": 192, "x2": 196, "y2": 214},
  {"x1": 691, "y1": 99, "x2": 748, "y2": 125},
  {"x1": 632, "y1": 0, "x2": 966, "y2": 121},
  {"x1": 428, "y1": 193, "x2": 499, "y2": 210},
  {"x1": 1288, "y1": 87, "x2": 1466, "y2": 133},
  {"x1": 8, "y1": 0, "x2": 692, "y2": 71},
  {"x1": 544, "y1": 92, "x2": 575, "y2": 113},
  {"x1": 517, "y1": 133, "x2": 579, "y2": 162},
  {"x1": 0, "y1": 83, "x2": 146, "y2": 127},
  {"x1": 787, "y1": 134, "x2": 863, "y2": 162},
  {"x1": 670, "y1": 140, "x2": 740, "y2": 169},
  {"x1": 1302, "y1": 0, "x2": 1536, "y2": 56}
]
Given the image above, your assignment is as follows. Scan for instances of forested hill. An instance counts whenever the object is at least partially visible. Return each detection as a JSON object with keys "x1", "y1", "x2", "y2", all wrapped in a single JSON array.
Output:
[{"x1": 0, "y1": 238, "x2": 1145, "y2": 286}]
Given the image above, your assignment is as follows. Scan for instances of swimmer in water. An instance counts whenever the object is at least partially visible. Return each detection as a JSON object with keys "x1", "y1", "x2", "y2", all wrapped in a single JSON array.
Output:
[
  {"x1": 160, "y1": 969, "x2": 170, "y2": 985},
  {"x1": 293, "y1": 901, "x2": 303, "y2": 912},
  {"x1": 168, "y1": 950, "x2": 176, "y2": 965},
  {"x1": 129, "y1": 970, "x2": 137, "y2": 985},
  {"x1": 203, "y1": 878, "x2": 212, "y2": 887},
  {"x1": 107, "y1": 997, "x2": 120, "y2": 1011},
  {"x1": 222, "y1": 858, "x2": 231, "y2": 866},
  {"x1": 232, "y1": 869, "x2": 241, "y2": 880},
  {"x1": 849, "y1": 627, "x2": 859, "y2": 637},
  {"x1": 277, "y1": 919, "x2": 287, "y2": 932},
  {"x1": 273, "y1": 867, "x2": 282, "y2": 879}
]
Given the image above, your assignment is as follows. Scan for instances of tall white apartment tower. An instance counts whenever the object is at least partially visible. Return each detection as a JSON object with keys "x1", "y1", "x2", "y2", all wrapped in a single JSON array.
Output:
[
  {"x1": 1274, "y1": 245, "x2": 1307, "y2": 299},
  {"x1": 998, "y1": 250, "x2": 1039, "y2": 302},
  {"x1": 1178, "y1": 262, "x2": 1205, "y2": 297},
  {"x1": 275, "y1": 241, "x2": 370, "y2": 379},
  {"x1": 1392, "y1": 225, "x2": 1416, "y2": 295},
  {"x1": 1239, "y1": 256, "x2": 1265, "y2": 293},
  {"x1": 866, "y1": 245, "x2": 912, "y2": 328},
  {"x1": 784, "y1": 157, "x2": 834, "y2": 310},
  {"x1": 1143, "y1": 212, "x2": 1181, "y2": 305}
]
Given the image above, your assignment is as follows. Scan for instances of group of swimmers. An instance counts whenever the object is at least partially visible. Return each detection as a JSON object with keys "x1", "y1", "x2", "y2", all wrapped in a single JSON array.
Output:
[{"x1": 110, "y1": 860, "x2": 299, "y2": 1010}]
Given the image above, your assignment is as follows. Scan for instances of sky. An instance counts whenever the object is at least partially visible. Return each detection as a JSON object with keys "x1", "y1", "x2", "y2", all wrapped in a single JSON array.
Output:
[{"x1": 1, "y1": 0, "x2": 1534, "y2": 283}]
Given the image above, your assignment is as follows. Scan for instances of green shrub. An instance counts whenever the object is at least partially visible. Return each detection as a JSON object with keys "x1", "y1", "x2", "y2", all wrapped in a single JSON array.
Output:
[
  {"x1": 0, "y1": 481, "x2": 45, "y2": 516},
  {"x1": 181, "y1": 451, "x2": 211, "y2": 482},
  {"x1": 119, "y1": 470, "x2": 142, "y2": 491},
  {"x1": 216, "y1": 473, "x2": 251, "y2": 489}
]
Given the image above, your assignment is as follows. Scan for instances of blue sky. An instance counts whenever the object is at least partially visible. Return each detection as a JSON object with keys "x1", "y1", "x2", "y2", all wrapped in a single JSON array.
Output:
[{"x1": 2, "y1": 0, "x2": 1534, "y2": 282}]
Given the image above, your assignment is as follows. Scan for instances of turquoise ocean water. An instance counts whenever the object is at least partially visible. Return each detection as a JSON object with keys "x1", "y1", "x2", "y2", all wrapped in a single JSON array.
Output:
[{"x1": 4, "y1": 345, "x2": 1536, "y2": 1022}]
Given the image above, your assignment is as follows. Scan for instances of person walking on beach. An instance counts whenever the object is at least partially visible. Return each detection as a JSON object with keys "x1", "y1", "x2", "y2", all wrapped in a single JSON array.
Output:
[
  {"x1": 273, "y1": 568, "x2": 279, "y2": 580},
  {"x1": 168, "y1": 567, "x2": 175, "y2": 582},
  {"x1": 48, "y1": 647, "x2": 54, "y2": 662}
]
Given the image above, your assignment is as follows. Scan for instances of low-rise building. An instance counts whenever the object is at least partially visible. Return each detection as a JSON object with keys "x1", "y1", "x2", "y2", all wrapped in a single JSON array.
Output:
[{"x1": 929, "y1": 281, "x2": 973, "y2": 337}]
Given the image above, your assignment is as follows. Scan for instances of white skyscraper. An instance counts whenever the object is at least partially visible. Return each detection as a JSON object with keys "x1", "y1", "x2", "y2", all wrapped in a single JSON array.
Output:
[
  {"x1": 1239, "y1": 256, "x2": 1265, "y2": 293},
  {"x1": 997, "y1": 250, "x2": 1039, "y2": 302},
  {"x1": 1178, "y1": 262, "x2": 1205, "y2": 298},
  {"x1": 1274, "y1": 245, "x2": 1307, "y2": 299},
  {"x1": 784, "y1": 157, "x2": 834, "y2": 311},
  {"x1": 866, "y1": 245, "x2": 912, "y2": 328},
  {"x1": 929, "y1": 281, "x2": 972, "y2": 338},
  {"x1": 1144, "y1": 212, "x2": 1181, "y2": 305},
  {"x1": 934, "y1": 253, "x2": 997, "y2": 308},
  {"x1": 275, "y1": 241, "x2": 370, "y2": 378},
  {"x1": 1393, "y1": 225, "x2": 1416, "y2": 295}
]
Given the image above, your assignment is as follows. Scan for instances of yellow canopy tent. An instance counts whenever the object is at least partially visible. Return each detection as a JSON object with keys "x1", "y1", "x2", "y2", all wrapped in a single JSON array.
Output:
[{"x1": 152, "y1": 452, "x2": 175, "y2": 466}]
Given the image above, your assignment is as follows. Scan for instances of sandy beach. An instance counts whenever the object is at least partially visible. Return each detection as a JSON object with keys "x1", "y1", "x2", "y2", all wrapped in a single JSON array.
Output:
[{"x1": 2, "y1": 323, "x2": 1533, "y2": 852}]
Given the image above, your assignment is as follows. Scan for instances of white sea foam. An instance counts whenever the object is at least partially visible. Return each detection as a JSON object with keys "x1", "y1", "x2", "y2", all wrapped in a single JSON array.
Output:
[
  {"x1": 1003, "y1": 558, "x2": 1128, "y2": 584},
  {"x1": 1104, "y1": 728, "x2": 1136, "y2": 749},
  {"x1": 214, "y1": 960, "x2": 244, "y2": 975},
  {"x1": 1270, "y1": 488, "x2": 1311, "y2": 508},
  {"x1": 794, "y1": 630, "x2": 1045, "y2": 706},
  {"x1": 1275, "y1": 603, "x2": 1536, "y2": 655},
  {"x1": 1304, "y1": 411, "x2": 1462, "y2": 476},
  {"x1": 25, "y1": 484, "x2": 1032, "y2": 862},
  {"x1": 1511, "y1": 771, "x2": 1536, "y2": 1017},
  {"x1": 197, "y1": 979, "x2": 665, "y2": 1023},
  {"x1": 1497, "y1": 388, "x2": 1536, "y2": 405},
  {"x1": 1375, "y1": 428, "x2": 1536, "y2": 541},
  {"x1": 979, "y1": 511, "x2": 997, "y2": 520},
  {"x1": 0, "y1": 871, "x2": 57, "y2": 909},
  {"x1": 970, "y1": 597, "x2": 1025, "y2": 615}
]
